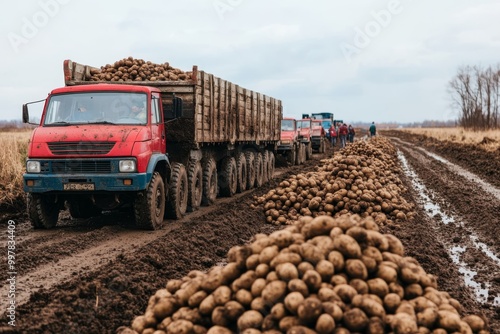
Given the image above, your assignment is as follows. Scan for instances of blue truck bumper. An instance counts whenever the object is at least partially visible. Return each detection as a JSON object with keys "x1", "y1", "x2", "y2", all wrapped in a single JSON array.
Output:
[{"x1": 23, "y1": 173, "x2": 150, "y2": 193}]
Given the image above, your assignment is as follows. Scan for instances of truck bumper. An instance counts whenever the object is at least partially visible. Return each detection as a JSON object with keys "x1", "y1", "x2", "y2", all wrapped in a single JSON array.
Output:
[
  {"x1": 23, "y1": 173, "x2": 150, "y2": 193},
  {"x1": 311, "y1": 137, "x2": 322, "y2": 149}
]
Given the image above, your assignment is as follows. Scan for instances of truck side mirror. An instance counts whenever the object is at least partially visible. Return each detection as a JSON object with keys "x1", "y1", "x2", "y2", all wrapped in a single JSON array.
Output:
[{"x1": 22, "y1": 104, "x2": 29, "y2": 123}]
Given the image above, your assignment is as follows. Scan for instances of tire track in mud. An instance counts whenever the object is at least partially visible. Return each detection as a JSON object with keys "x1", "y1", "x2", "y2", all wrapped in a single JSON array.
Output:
[{"x1": 393, "y1": 139, "x2": 500, "y2": 309}]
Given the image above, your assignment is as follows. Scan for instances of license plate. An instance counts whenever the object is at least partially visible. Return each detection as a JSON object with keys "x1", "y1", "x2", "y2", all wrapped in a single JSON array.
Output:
[{"x1": 63, "y1": 183, "x2": 95, "y2": 191}]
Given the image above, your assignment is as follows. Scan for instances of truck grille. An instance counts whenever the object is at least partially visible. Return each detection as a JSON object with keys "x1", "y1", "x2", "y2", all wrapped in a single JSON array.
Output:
[
  {"x1": 45, "y1": 160, "x2": 112, "y2": 173},
  {"x1": 48, "y1": 142, "x2": 115, "y2": 155}
]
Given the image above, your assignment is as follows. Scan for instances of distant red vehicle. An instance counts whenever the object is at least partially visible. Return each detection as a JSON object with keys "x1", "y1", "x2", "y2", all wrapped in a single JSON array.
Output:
[
  {"x1": 310, "y1": 119, "x2": 326, "y2": 153},
  {"x1": 277, "y1": 117, "x2": 306, "y2": 165},
  {"x1": 296, "y1": 118, "x2": 314, "y2": 160}
]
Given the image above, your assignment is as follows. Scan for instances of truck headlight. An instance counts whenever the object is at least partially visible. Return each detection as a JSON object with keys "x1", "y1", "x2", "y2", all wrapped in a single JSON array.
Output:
[
  {"x1": 26, "y1": 160, "x2": 41, "y2": 173},
  {"x1": 119, "y1": 160, "x2": 136, "y2": 172}
]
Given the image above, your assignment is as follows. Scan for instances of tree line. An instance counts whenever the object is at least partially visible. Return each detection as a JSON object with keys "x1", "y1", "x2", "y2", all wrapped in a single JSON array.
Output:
[{"x1": 449, "y1": 64, "x2": 500, "y2": 129}]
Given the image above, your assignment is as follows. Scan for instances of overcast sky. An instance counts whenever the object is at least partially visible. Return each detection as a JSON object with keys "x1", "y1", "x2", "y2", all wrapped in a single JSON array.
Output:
[{"x1": 1, "y1": 0, "x2": 500, "y2": 123}]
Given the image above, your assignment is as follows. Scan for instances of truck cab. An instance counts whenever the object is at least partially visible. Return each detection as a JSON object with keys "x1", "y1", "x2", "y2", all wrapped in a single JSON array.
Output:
[
  {"x1": 277, "y1": 118, "x2": 306, "y2": 165},
  {"x1": 310, "y1": 119, "x2": 326, "y2": 153},
  {"x1": 296, "y1": 119, "x2": 313, "y2": 160}
]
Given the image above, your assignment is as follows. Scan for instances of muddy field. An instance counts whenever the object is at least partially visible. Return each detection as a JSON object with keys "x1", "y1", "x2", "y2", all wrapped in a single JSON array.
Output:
[{"x1": 0, "y1": 133, "x2": 499, "y2": 333}]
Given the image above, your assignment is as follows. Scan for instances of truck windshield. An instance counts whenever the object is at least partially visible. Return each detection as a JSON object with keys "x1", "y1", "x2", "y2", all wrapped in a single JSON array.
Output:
[
  {"x1": 296, "y1": 120, "x2": 311, "y2": 129},
  {"x1": 281, "y1": 120, "x2": 295, "y2": 131},
  {"x1": 44, "y1": 92, "x2": 148, "y2": 126}
]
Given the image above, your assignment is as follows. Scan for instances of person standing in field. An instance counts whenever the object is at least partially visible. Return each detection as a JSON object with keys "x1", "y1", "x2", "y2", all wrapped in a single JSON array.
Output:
[
  {"x1": 329, "y1": 124, "x2": 337, "y2": 146},
  {"x1": 369, "y1": 122, "x2": 377, "y2": 137},
  {"x1": 348, "y1": 125, "x2": 355, "y2": 143},
  {"x1": 339, "y1": 123, "x2": 348, "y2": 148}
]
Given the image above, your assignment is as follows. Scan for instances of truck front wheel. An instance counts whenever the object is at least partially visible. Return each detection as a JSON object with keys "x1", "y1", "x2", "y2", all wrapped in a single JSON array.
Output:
[
  {"x1": 28, "y1": 193, "x2": 60, "y2": 229},
  {"x1": 286, "y1": 146, "x2": 296, "y2": 166},
  {"x1": 134, "y1": 171, "x2": 165, "y2": 230},
  {"x1": 166, "y1": 163, "x2": 188, "y2": 219}
]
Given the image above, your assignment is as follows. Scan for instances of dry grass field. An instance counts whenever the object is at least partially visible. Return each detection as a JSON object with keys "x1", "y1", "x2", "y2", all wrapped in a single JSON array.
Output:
[
  {"x1": 0, "y1": 129, "x2": 31, "y2": 208},
  {"x1": 400, "y1": 127, "x2": 500, "y2": 151}
]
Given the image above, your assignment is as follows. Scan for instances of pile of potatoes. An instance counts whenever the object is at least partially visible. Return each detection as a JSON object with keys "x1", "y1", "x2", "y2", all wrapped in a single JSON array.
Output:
[
  {"x1": 253, "y1": 137, "x2": 414, "y2": 226},
  {"x1": 89, "y1": 56, "x2": 192, "y2": 82},
  {"x1": 119, "y1": 214, "x2": 488, "y2": 334}
]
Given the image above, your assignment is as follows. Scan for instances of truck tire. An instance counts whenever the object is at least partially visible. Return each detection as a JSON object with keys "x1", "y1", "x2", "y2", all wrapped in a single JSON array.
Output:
[
  {"x1": 187, "y1": 160, "x2": 203, "y2": 212},
  {"x1": 245, "y1": 151, "x2": 255, "y2": 190},
  {"x1": 254, "y1": 152, "x2": 264, "y2": 187},
  {"x1": 296, "y1": 144, "x2": 304, "y2": 165},
  {"x1": 321, "y1": 139, "x2": 326, "y2": 153},
  {"x1": 68, "y1": 199, "x2": 101, "y2": 219},
  {"x1": 267, "y1": 151, "x2": 275, "y2": 180},
  {"x1": 261, "y1": 151, "x2": 269, "y2": 183},
  {"x1": 286, "y1": 146, "x2": 296, "y2": 166},
  {"x1": 236, "y1": 152, "x2": 247, "y2": 193},
  {"x1": 306, "y1": 143, "x2": 312, "y2": 160},
  {"x1": 165, "y1": 163, "x2": 188, "y2": 219},
  {"x1": 28, "y1": 193, "x2": 59, "y2": 229},
  {"x1": 134, "y1": 171, "x2": 165, "y2": 230},
  {"x1": 202, "y1": 158, "x2": 218, "y2": 205},
  {"x1": 219, "y1": 157, "x2": 237, "y2": 197}
]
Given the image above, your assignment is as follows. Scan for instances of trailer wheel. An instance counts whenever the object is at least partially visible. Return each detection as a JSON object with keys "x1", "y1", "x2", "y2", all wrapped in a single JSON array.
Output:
[
  {"x1": 134, "y1": 171, "x2": 165, "y2": 230},
  {"x1": 165, "y1": 163, "x2": 188, "y2": 219},
  {"x1": 267, "y1": 151, "x2": 275, "y2": 180},
  {"x1": 28, "y1": 193, "x2": 59, "y2": 229},
  {"x1": 245, "y1": 151, "x2": 255, "y2": 190},
  {"x1": 286, "y1": 146, "x2": 296, "y2": 166},
  {"x1": 261, "y1": 151, "x2": 269, "y2": 183},
  {"x1": 296, "y1": 144, "x2": 305, "y2": 165},
  {"x1": 219, "y1": 157, "x2": 237, "y2": 197},
  {"x1": 236, "y1": 152, "x2": 247, "y2": 193},
  {"x1": 254, "y1": 152, "x2": 264, "y2": 187},
  {"x1": 202, "y1": 158, "x2": 218, "y2": 205},
  {"x1": 68, "y1": 199, "x2": 101, "y2": 219},
  {"x1": 187, "y1": 160, "x2": 203, "y2": 212}
]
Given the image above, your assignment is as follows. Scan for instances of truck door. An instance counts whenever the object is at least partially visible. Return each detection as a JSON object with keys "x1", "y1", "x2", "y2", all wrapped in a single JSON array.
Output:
[{"x1": 151, "y1": 93, "x2": 166, "y2": 154}]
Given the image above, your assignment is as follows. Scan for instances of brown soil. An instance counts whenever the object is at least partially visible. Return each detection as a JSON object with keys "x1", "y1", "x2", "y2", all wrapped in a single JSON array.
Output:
[{"x1": 1, "y1": 138, "x2": 499, "y2": 333}]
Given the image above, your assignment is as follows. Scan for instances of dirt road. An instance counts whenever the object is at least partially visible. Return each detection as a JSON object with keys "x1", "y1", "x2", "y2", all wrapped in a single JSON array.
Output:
[{"x1": 0, "y1": 136, "x2": 499, "y2": 333}]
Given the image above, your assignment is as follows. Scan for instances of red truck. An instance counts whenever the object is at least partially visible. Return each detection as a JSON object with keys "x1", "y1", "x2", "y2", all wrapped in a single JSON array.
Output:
[
  {"x1": 22, "y1": 59, "x2": 282, "y2": 230},
  {"x1": 310, "y1": 119, "x2": 326, "y2": 153},
  {"x1": 277, "y1": 117, "x2": 306, "y2": 165},
  {"x1": 296, "y1": 119, "x2": 314, "y2": 160}
]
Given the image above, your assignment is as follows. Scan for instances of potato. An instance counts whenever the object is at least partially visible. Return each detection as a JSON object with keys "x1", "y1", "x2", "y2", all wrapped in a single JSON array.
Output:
[
  {"x1": 359, "y1": 296, "x2": 386, "y2": 318},
  {"x1": 417, "y1": 307, "x2": 438, "y2": 328},
  {"x1": 251, "y1": 236, "x2": 274, "y2": 254},
  {"x1": 211, "y1": 286, "x2": 231, "y2": 306},
  {"x1": 189, "y1": 290, "x2": 208, "y2": 308},
  {"x1": 199, "y1": 294, "x2": 216, "y2": 315},
  {"x1": 322, "y1": 302, "x2": 343, "y2": 322},
  {"x1": 437, "y1": 310, "x2": 462, "y2": 332},
  {"x1": 462, "y1": 315, "x2": 485, "y2": 332},
  {"x1": 333, "y1": 284, "x2": 358, "y2": 303},
  {"x1": 284, "y1": 291, "x2": 305, "y2": 314},
  {"x1": 172, "y1": 307, "x2": 202, "y2": 323},
  {"x1": 329, "y1": 227, "x2": 344, "y2": 239},
  {"x1": 269, "y1": 229, "x2": 295, "y2": 248},
  {"x1": 349, "y1": 278, "x2": 369, "y2": 294},
  {"x1": 255, "y1": 263, "x2": 270, "y2": 278},
  {"x1": 299, "y1": 243, "x2": 325, "y2": 265},
  {"x1": 302, "y1": 270, "x2": 322, "y2": 292},
  {"x1": 259, "y1": 246, "x2": 280, "y2": 264},
  {"x1": 297, "y1": 262, "x2": 315, "y2": 277},
  {"x1": 251, "y1": 297, "x2": 266, "y2": 312},
  {"x1": 212, "y1": 306, "x2": 228, "y2": 326},
  {"x1": 276, "y1": 262, "x2": 299, "y2": 282},
  {"x1": 262, "y1": 280, "x2": 287, "y2": 305},
  {"x1": 343, "y1": 308, "x2": 369, "y2": 332},
  {"x1": 405, "y1": 283, "x2": 423, "y2": 299},
  {"x1": 193, "y1": 325, "x2": 207, "y2": 334},
  {"x1": 330, "y1": 274, "x2": 348, "y2": 286},
  {"x1": 224, "y1": 300, "x2": 245, "y2": 321},
  {"x1": 270, "y1": 303, "x2": 287, "y2": 320},
  {"x1": 346, "y1": 226, "x2": 368, "y2": 243},
  {"x1": 279, "y1": 316, "x2": 300, "y2": 332},
  {"x1": 270, "y1": 252, "x2": 302, "y2": 268},
  {"x1": 237, "y1": 310, "x2": 264, "y2": 331},
  {"x1": 206, "y1": 326, "x2": 232, "y2": 334},
  {"x1": 383, "y1": 293, "x2": 401, "y2": 313},
  {"x1": 333, "y1": 234, "x2": 362, "y2": 258},
  {"x1": 389, "y1": 282, "x2": 405, "y2": 299},
  {"x1": 221, "y1": 262, "x2": 241, "y2": 283},
  {"x1": 400, "y1": 263, "x2": 421, "y2": 284},
  {"x1": 310, "y1": 236, "x2": 335, "y2": 254},
  {"x1": 241, "y1": 329, "x2": 262, "y2": 334},
  {"x1": 396, "y1": 301, "x2": 416, "y2": 319},
  {"x1": 385, "y1": 233, "x2": 404, "y2": 256},
  {"x1": 302, "y1": 215, "x2": 336, "y2": 238},
  {"x1": 266, "y1": 271, "x2": 279, "y2": 282},
  {"x1": 345, "y1": 259, "x2": 368, "y2": 280},
  {"x1": 315, "y1": 260, "x2": 334, "y2": 281},
  {"x1": 201, "y1": 267, "x2": 224, "y2": 292},
  {"x1": 167, "y1": 319, "x2": 194, "y2": 334},
  {"x1": 251, "y1": 278, "x2": 267, "y2": 297},
  {"x1": 153, "y1": 297, "x2": 178, "y2": 320},
  {"x1": 376, "y1": 264, "x2": 398, "y2": 284},
  {"x1": 317, "y1": 287, "x2": 341, "y2": 303},
  {"x1": 166, "y1": 279, "x2": 183, "y2": 294},
  {"x1": 390, "y1": 313, "x2": 418, "y2": 334},
  {"x1": 246, "y1": 254, "x2": 261, "y2": 270},
  {"x1": 227, "y1": 245, "x2": 252, "y2": 268},
  {"x1": 232, "y1": 271, "x2": 257, "y2": 291},
  {"x1": 367, "y1": 278, "x2": 389, "y2": 298},
  {"x1": 287, "y1": 326, "x2": 317, "y2": 334},
  {"x1": 297, "y1": 297, "x2": 323, "y2": 323},
  {"x1": 288, "y1": 279, "x2": 309, "y2": 297},
  {"x1": 315, "y1": 314, "x2": 336, "y2": 334},
  {"x1": 131, "y1": 315, "x2": 148, "y2": 333},
  {"x1": 235, "y1": 289, "x2": 253, "y2": 307},
  {"x1": 366, "y1": 230, "x2": 389, "y2": 251}
]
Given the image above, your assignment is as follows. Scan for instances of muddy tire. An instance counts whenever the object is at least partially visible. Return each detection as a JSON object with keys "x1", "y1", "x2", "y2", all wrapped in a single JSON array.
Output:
[
  {"x1": 202, "y1": 158, "x2": 218, "y2": 205},
  {"x1": 254, "y1": 152, "x2": 264, "y2": 188},
  {"x1": 286, "y1": 146, "x2": 296, "y2": 166},
  {"x1": 320, "y1": 139, "x2": 326, "y2": 153},
  {"x1": 236, "y1": 152, "x2": 247, "y2": 193},
  {"x1": 28, "y1": 193, "x2": 59, "y2": 229},
  {"x1": 306, "y1": 143, "x2": 312, "y2": 160},
  {"x1": 219, "y1": 157, "x2": 237, "y2": 197},
  {"x1": 296, "y1": 144, "x2": 305, "y2": 165},
  {"x1": 134, "y1": 171, "x2": 165, "y2": 230},
  {"x1": 267, "y1": 151, "x2": 275, "y2": 180},
  {"x1": 165, "y1": 163, "x2": 188, "y2": 219},
  {"x1": 187, "y1": 160, "x2": 203, "y2": 212},
  {"x1": 68, "y1": 199, "x2": 101, "y2": 219},
  {"x1": 261, "y1": 151, "x2": 269, "y2": 183},
  {"x1": 245, "y1": 151, "x2": 255, "y2": 190}
]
